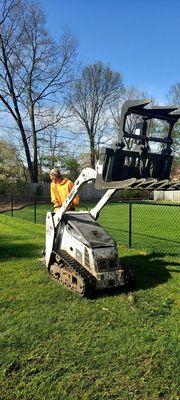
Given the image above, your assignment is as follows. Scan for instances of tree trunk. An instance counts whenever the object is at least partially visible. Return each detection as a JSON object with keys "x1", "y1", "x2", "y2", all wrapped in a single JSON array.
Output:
[
  {"x1": 0, "y1": 33, "x2": 36, "y2": 182},
  {"x1": 89, "y1": 133, "x2": 96, "y2": 168},
  {"x1": 18, "y1": 121, "x2": 35, "y2": 182},
  {"x1": 29, "y1": 103, "x2": 38, "y2": 182}
]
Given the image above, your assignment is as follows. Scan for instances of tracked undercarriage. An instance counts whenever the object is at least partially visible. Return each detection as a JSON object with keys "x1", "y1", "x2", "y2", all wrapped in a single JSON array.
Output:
[
  {"x1": 50, "y1": 251, "x2": 96, "y2": 296},
  {"x1": 49, "y1": 250, "x2": 135, "y2": 296}
]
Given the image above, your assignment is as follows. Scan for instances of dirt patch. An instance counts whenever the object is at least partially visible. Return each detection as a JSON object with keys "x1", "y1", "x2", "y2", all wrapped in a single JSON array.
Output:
[
  {"x1": 0, "y1": 202, "x2": 34, "y2": 213},
  {"x1": 0, "y1": 199, "x2": 50, "y2": 213}
]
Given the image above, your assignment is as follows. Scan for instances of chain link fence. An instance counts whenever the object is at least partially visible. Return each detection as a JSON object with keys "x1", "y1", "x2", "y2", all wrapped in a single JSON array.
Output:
[
  {"x1": 0, "y1": 195, "x2": 179, "y2": 255},
  {"x1": 98, "y1": 201, "x2": 180, "y2": 255},
  {"x1": 0, "y1": 194, "x2": 50, "y2": 223}
]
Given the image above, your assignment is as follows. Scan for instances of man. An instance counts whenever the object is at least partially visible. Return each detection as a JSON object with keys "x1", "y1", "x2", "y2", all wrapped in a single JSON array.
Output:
[
  {"x1": 50, "y1": 168, "x2": 79, "y2": 211},
  {"x1": 40, "y1": 167, "x2": 78, "y2": 260}
]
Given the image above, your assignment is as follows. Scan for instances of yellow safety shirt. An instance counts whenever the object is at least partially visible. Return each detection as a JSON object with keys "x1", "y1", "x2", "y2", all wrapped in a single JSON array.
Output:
[{"x1": 50, "y1": 178, "x2": 79, "y2": 211}]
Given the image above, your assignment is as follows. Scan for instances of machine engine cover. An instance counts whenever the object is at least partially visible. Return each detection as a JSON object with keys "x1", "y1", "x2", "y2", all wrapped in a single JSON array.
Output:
[{"x1": 60, "y1": 212, "x2": 116, "y2": 248}]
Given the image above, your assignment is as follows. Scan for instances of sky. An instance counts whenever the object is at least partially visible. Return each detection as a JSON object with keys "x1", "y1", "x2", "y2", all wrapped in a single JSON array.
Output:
[{"x1": 38, "y1": 0, "x2": 180, "y2": 104}]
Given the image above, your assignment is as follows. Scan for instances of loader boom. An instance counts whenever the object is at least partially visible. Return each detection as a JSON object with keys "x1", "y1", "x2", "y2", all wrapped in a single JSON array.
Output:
[{"x1": 90, "y1": 188, "x2": 116, "y2": 220}]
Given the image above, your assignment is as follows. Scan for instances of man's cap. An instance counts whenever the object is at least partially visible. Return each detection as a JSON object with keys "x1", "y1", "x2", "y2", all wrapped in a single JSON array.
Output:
[{"x1": 50, "y1": 168, "x2": 61, "y2": 177}]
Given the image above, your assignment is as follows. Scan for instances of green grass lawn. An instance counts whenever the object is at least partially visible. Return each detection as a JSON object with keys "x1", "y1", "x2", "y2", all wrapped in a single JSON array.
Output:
[{"x1": 0, "y1": 214, "x2": 179, "y2": 399}]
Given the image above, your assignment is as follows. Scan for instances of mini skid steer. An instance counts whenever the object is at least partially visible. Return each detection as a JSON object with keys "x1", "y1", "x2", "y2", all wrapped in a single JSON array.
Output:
[{"x1": 45, "y1": 100, "x2": 180, "y2": 296}]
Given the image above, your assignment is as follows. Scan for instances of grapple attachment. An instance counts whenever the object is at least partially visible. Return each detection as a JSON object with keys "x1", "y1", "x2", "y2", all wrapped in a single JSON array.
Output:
[{"x1": 95, "y1": 100, "x2": 180, "y2": 190}]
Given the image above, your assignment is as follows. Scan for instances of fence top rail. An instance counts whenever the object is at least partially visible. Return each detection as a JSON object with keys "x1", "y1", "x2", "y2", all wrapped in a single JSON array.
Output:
[
  {"x1": 118, "y1": 199, "x2": 180, "y2": 207},
  {"x1": 0, "y1": 194, "x2": 179, "y2": 207},
  {"x1": 0, "y1": 194, "x2": 51, "y2": 200}
]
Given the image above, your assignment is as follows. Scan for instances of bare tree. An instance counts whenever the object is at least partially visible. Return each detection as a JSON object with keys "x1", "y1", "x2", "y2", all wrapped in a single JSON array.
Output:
[
  {"x1": 38, "y1": 125, "x2": 67, "y2": 178},
  {"x1": 67, "y1": 62, "x2": 124, "y2": 168},
  {"x1": 0, "y1": 0, "x2": 78, "y2": 182},
  {"x1": 0, "y1": 138, "x2": 26, "y2": 180},
  {"x1": 167, "y1": 82, "x2": 180, "y2": 105},
  {"x1": 60, "y1": 155, "x2": 81, "y2": 181}
]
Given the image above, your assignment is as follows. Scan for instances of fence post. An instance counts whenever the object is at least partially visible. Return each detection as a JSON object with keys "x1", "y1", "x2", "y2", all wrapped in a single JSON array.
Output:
[
  {"x1": 129, "y1": 202, "x2": 132, "y2": 248},
  {"x1": 34, "y1": 198, "x2": 37, "y2": 224},
  {"x1": 11, "y1": 196, "x2": 13, "y2": 218}
]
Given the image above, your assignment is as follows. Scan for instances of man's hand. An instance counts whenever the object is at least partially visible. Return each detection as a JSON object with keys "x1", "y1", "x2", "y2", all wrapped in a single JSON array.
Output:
[{"x1": 69, "y1": 206, "x2": 75, "y2": 211}]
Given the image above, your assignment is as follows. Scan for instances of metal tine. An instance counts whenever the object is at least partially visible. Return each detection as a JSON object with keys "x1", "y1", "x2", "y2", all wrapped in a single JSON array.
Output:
[
  {"x1": 134, "y1": 179, "x2": 158, "y2": 189},
  {"x1": 130, "y1": 179, "x2": 180, "y2": 190},
  {"x1": 148, "y1": 180, "x2": 169, "y2": 190},
  {"x1": 167, "y1": 182, "x2": 180, "y2": 190},
  {"x1": 129, "y1": 179, "x2": 146, "y2": 189},
  {"x1": 120, "y1": 179, "x2": 137, "y2": 189},
  {"x1": 155, "y1": 181, "x2": 173, "y2": 190},
  {"x1": 96, "y1": 178, "x2": 137, "y2": 190}
]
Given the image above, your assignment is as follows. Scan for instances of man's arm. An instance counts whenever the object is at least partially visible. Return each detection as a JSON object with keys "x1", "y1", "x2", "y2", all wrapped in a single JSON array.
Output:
[{"x1": 50, "y1": 182, "x2": 61, "y2": 209}]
